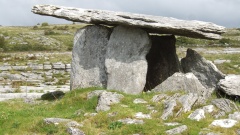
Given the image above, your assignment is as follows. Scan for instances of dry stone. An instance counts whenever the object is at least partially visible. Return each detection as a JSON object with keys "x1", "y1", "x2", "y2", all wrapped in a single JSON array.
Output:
[
  {"x1": 67, "y1": 127, "x2": 85, "y2": 135},
  {"x1": 105, "y1": 26, "x2": 151, "y2": 94},
  {"x1": 211, "y1": 98, "x2": 239, "y2": 113},
  {"x1": 165, "y1": 125, "x2": 188, "y2": 135},
  {"x1": 32, "y1": 5, "x2": 225, "y2": 39},
  {"x1": 144, "y1": 35, "x2": 181, "y2": 91},
  {"x1": 181, "y1": 48, "x2": 225, "y2": 89},
  {"x1": 210, "y1": 119, "x2": 238, "y2": 128},
  {"x1": 188, "y1": 109, "x2": 205, "y2": 121},
  {"x1": 70, "y1": 25, "x2": 111, "y2": 90}
]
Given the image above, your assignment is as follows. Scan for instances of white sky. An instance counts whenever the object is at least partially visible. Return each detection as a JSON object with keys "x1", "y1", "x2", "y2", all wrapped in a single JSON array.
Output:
[{"x1": 0, "y1": 0, "x2": 239, "y2": 27}]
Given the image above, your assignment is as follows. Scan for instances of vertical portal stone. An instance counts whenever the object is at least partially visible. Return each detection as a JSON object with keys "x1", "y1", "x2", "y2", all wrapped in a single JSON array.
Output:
[
  {"x1": 70, "y1": 25, "x2": 111, "y2": 90},
  {"x1": 105, "y1": 26, "x2": 151, "y2": 94},
  {"x1": 144, "y1": 35, "x2": 181, "y2": 91}
]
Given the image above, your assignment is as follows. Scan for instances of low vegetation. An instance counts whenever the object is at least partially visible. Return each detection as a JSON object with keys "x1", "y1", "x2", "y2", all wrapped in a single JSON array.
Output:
[{"x1": 0, "y1": 88, "x2": 239, "y2": 134}]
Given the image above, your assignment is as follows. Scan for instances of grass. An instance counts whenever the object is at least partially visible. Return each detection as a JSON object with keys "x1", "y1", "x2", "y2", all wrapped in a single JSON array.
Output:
[{"x1": 0, "y1": 88, "x2": 239, "y2": 135}]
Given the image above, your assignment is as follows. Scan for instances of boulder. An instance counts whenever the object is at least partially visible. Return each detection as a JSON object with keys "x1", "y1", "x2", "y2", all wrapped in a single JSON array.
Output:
[
  {"x1": 105, "y1": 26, "x2": 151, "y2": 94},
  {"x1": 144, "y1": 35, "x2": 181, "y2": 91},
  {"x1": 153, "y1": 72, "x2": 209, "y2": 97},
  {"x1": 217, "y1": 75, "x2": 240, "y2": 99},
  {"x1": 96, "y1": 91, "x2": 124, "y2": 112},
  {"x1": 181, "y1": 48, "x2": 225, "y2": 89},
  {"x1": 32, "y1": 5, "x2": 225, "y2": 39},
  {"x1": 70, "y1": 25, "x2": 111, "y2": 90}
]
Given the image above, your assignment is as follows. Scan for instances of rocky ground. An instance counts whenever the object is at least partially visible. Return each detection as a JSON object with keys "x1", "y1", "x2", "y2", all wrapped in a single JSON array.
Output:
[{"x1": 0, "y1": 52, "x2": 72, "y2": 101}]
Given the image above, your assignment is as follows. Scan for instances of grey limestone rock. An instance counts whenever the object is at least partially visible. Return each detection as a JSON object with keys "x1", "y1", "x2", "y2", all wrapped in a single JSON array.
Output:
[
  {"x1": 165, "y1": 125, "x2": 188, "y2": 135},
  {"x1": 96, "y1": 91, "x2": 124, "y2": 112},
  {"x1": 32, "y1": 5, "x2": 225, "y2": 39},
  {"x1": 105, "y1": 26, "x2": 151, "y2": 94},
  {"x1": 181, "y1": 48, "x2": 225, "y2": 89},
  {"x1": 67, "y1": 127, "x2": 85, "y2": 135},
  {"x1": 161, "y1": 100, "x2": 177, "y2": 120},
  {"x1": 87, "y1": 90, "x2": 106, "y2": 100},
  {"x1": 210, "y1": 119, "x2": 238, "y2": 128},
  {"x1": 217, "y1": 75, "x2": 240, "y2": 97},
  {"x1": 188, "y1": 109, "x2": 205, "y2": 121},
  {"x1": 177, "y1": 93, "x2": 199, "y2": 113},
  {"x1": 118, "y1": 118, "x2": 144, "y2": 124},
  {"x1": 70, "y1": 25, "x2": 111, "y2": 90},
  {"x1": 211, "y1": 98, "x2": 239, "y2": 113},
  {"x1": 44, "y1": 118, "x2": 71, "y2": 125},
  {"x1": 229, "y1": 112, "x2": 240, "y2": 121},
  {"x1": 153, "y1": 72, "x2": 209, "y2": 97},
  {"x1": 133, "y1": 98, "x2": 148, "y2": 104}
]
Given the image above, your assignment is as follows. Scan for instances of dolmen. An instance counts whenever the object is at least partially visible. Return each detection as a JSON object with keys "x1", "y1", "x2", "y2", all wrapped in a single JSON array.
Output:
[{"x1": 32, "y1": 5, "x2": 226, "y2": 94}]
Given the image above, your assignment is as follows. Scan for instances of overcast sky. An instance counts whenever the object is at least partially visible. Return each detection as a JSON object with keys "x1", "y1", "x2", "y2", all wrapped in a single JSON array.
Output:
[{"x1": 0, "y1": 0, "x2": 239, "y2": 28}]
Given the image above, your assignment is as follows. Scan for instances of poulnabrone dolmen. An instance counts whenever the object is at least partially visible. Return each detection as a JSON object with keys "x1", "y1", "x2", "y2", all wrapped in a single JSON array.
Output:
[{"x1": 32, "y1": 5, "x2": 226, "y2": 94}]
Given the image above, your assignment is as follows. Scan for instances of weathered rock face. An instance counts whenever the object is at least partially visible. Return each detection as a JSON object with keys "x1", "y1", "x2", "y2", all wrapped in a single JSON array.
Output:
[
  {"x1": 217, "y1": 75, "x2": 240, "y2": 98},
  {"x1": 70, "y1": 25, "x2": 111, "y2": 90},
  {"x1": 153, "y1": 72, "x2": 209, "y2": 97},
  {"x1": 32, "y1": 5, "x2": 225, "y2": 39},
  {"x1": 144, "y1": 35, "x2": 181, "y2": 91},
  {"x1": 181, "y1": 49, "x2": 225, "y2": 89},
  {"x1": 105, "y1": 26, "x2": 151, "y2": 94}
]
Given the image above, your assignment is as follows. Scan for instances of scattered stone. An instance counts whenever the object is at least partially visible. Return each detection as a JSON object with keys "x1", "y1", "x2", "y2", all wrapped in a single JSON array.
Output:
[
  {"x1": 87, "y1": 90, "x2": 106, "y2": 100},
  {"x1": 32, "y1": 5, "x2": 225, "y2": 39},
  {"x1": 134, "y1": 112, "x2": 151, "y2": 119},
  {"x1": 229, "y1": 112, "x2": 240, "y2": 121},
  {"x1": 164, "y1": 122, "x2": 181, "y2": 126},
  {"x1": 118, "y1": 118, "x2": 144, "y2": 124},
  {"x1": 52, "y1": 62, "x2": 65, "y2": 70},
  {"x1": 133, "y1": 98, "x2": 148, "y2": 104},
  {"x1": 181, "y1": 48, "x2": 225, "y2": 89},
  {"x1": 153, "y1": 72, "x2": 209, "y2": 97},
  {"x1": 44, "y1": 118, "x2": 71, "y2": 125},
  {"x1": 12, "y1": 66, "x2": 28, "y2": 71},
  {"x1": 211, "y1": 98, "x2": 239, "y2": 113},
  {"x1": 70, "y1": 25, "x2": 110, "y2": 89},
  {"x1": 96, "y1": 91, "x2": 124, "y2": 112},
  {"x1": 84, "y1": 113, "x2": 97, "y2": 117},
  {"x1": 66, "y1": 121, "x2": 83, "y2": 128},
  {"x1": 161, "y1": 100, "x2": 176, "y2": 120},
  {"x1": 177, "y1": 93, "x2": 199, "y2": 113},
  {"x1": 188, "y1": 109, "x2": 205, "y2": 121},
  {"x1": 203, "y1": 105, "x2": 215, "y2": 113},
  {"x1": 217, "y1": 75, "x2": 240, "y2": 98},
  {"x1": 214, "y1": 59, "x2": 231, "y2": 64},
  {"x1": 41, "y1": 91, "x2": 65, "y2": 100},
  {"x1": 105, "y1": 25, "x2": 151, "y2": 94},
  {"x1": 165, "y1": 125, "x2": 188, "y2": 135},
  {"x1": 210, "y1": 119, "x2": 238, "y2": 128},
  {"x1": 67, "y1": 127, "x2": 85, "y2": 135},
  {"x1": 144, "y1": 35, "x2": 181, "y2": 90},
  {"x1": 151, "y1": 94, "x2": 168, "y2": 102}
]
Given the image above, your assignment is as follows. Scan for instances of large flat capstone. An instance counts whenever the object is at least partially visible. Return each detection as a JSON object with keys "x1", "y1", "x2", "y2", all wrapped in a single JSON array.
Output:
[{"x1": 32, "y1": 5, "x2": 225, "y2": 39}]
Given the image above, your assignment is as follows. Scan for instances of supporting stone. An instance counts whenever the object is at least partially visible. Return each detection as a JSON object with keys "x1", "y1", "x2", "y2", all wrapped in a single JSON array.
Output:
[
  {"x1": 70, "y1": 25, "x2": 111, "y2": 90},
  {"x1": 105, "y1": 26, "x2": 151, "y2": 94},
  {"x1": 144, "y1": 35, "x2": 181, "y2": 91}
]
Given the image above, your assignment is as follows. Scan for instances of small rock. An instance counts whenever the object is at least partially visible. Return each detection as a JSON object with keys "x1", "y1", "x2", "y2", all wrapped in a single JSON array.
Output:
[
  {"x1": 165, "y1": 125, "x2": 188, "y2": 135},
  {"x1": 211, "y1": 98, "x2": 238, "y2": 113},
  {"x1": 177, "y1": 93, "x2": 199, "y2": 113},
  {"x1": 210, "y1": 119, "x2": 238, "y2": 128},
  {"x1": 133, "y1": 98, "x2": 147, "y2": 104},
  {"x1": 217, "y1": 75, "x2": 240, "y2": 98},
  {"x1": 41, "y1": 91, "x2": 65, "y2": 100},
  {"x1": 151, "y1": 94, "x2": 168, "y2": 102},
  {"x1": 66, "y1": 121, "x2": 83, "y2": 128},
  {"x1": 229, "y1": 112, "x2": 240, "y2": 121},
  {"x1": 67, "y1": 127, "x2": 85, "y2": 135},
  {"x1": 96, "y1": 91, "x2": 124, "y2": 112},
  {"x1": 214, "y1": 59, "x2": 231, "y2": 64},
  {"x1": 84, "y1": 113, "x2": 97, "y2": 117},
  {"x1": 118, "y1": 118, "x2": 144, "y2": 124},
  {"x1": 164, "y1": 122, "x2": 181, "y2": 126},
  {"x1": 134, "y1": 112, "x2": 151, "y2": 119},
  {"x1": 87, "y1": 90, "x2": 106, "y2": 99},
  {"x1": 203, "y1": 105, "x2": 215, "y2": 113},
  {"x1": 44, "y1": 118, "x2": 71, "y2": 125},
  {"x1": 161, "y1": 100, "x2": 176, "y2": 120},
  {"x1": 188, "y1": 109, "x2": 205, "y2": 121}
]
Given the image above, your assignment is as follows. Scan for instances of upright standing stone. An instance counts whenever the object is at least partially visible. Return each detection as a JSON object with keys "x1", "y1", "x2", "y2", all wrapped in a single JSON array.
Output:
[
  {"x1": 181, "y1": 48, "x2": 225, "y2": 89},
  {"x1": 105, "y1": 26, "x2": 151, "y2": 94},
  {"x1": 70, "y1": 25, "x2": 111, "y2": 90},
  {"x1": 144, "y1": 35, "x2": 181, "y2": 91}
]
